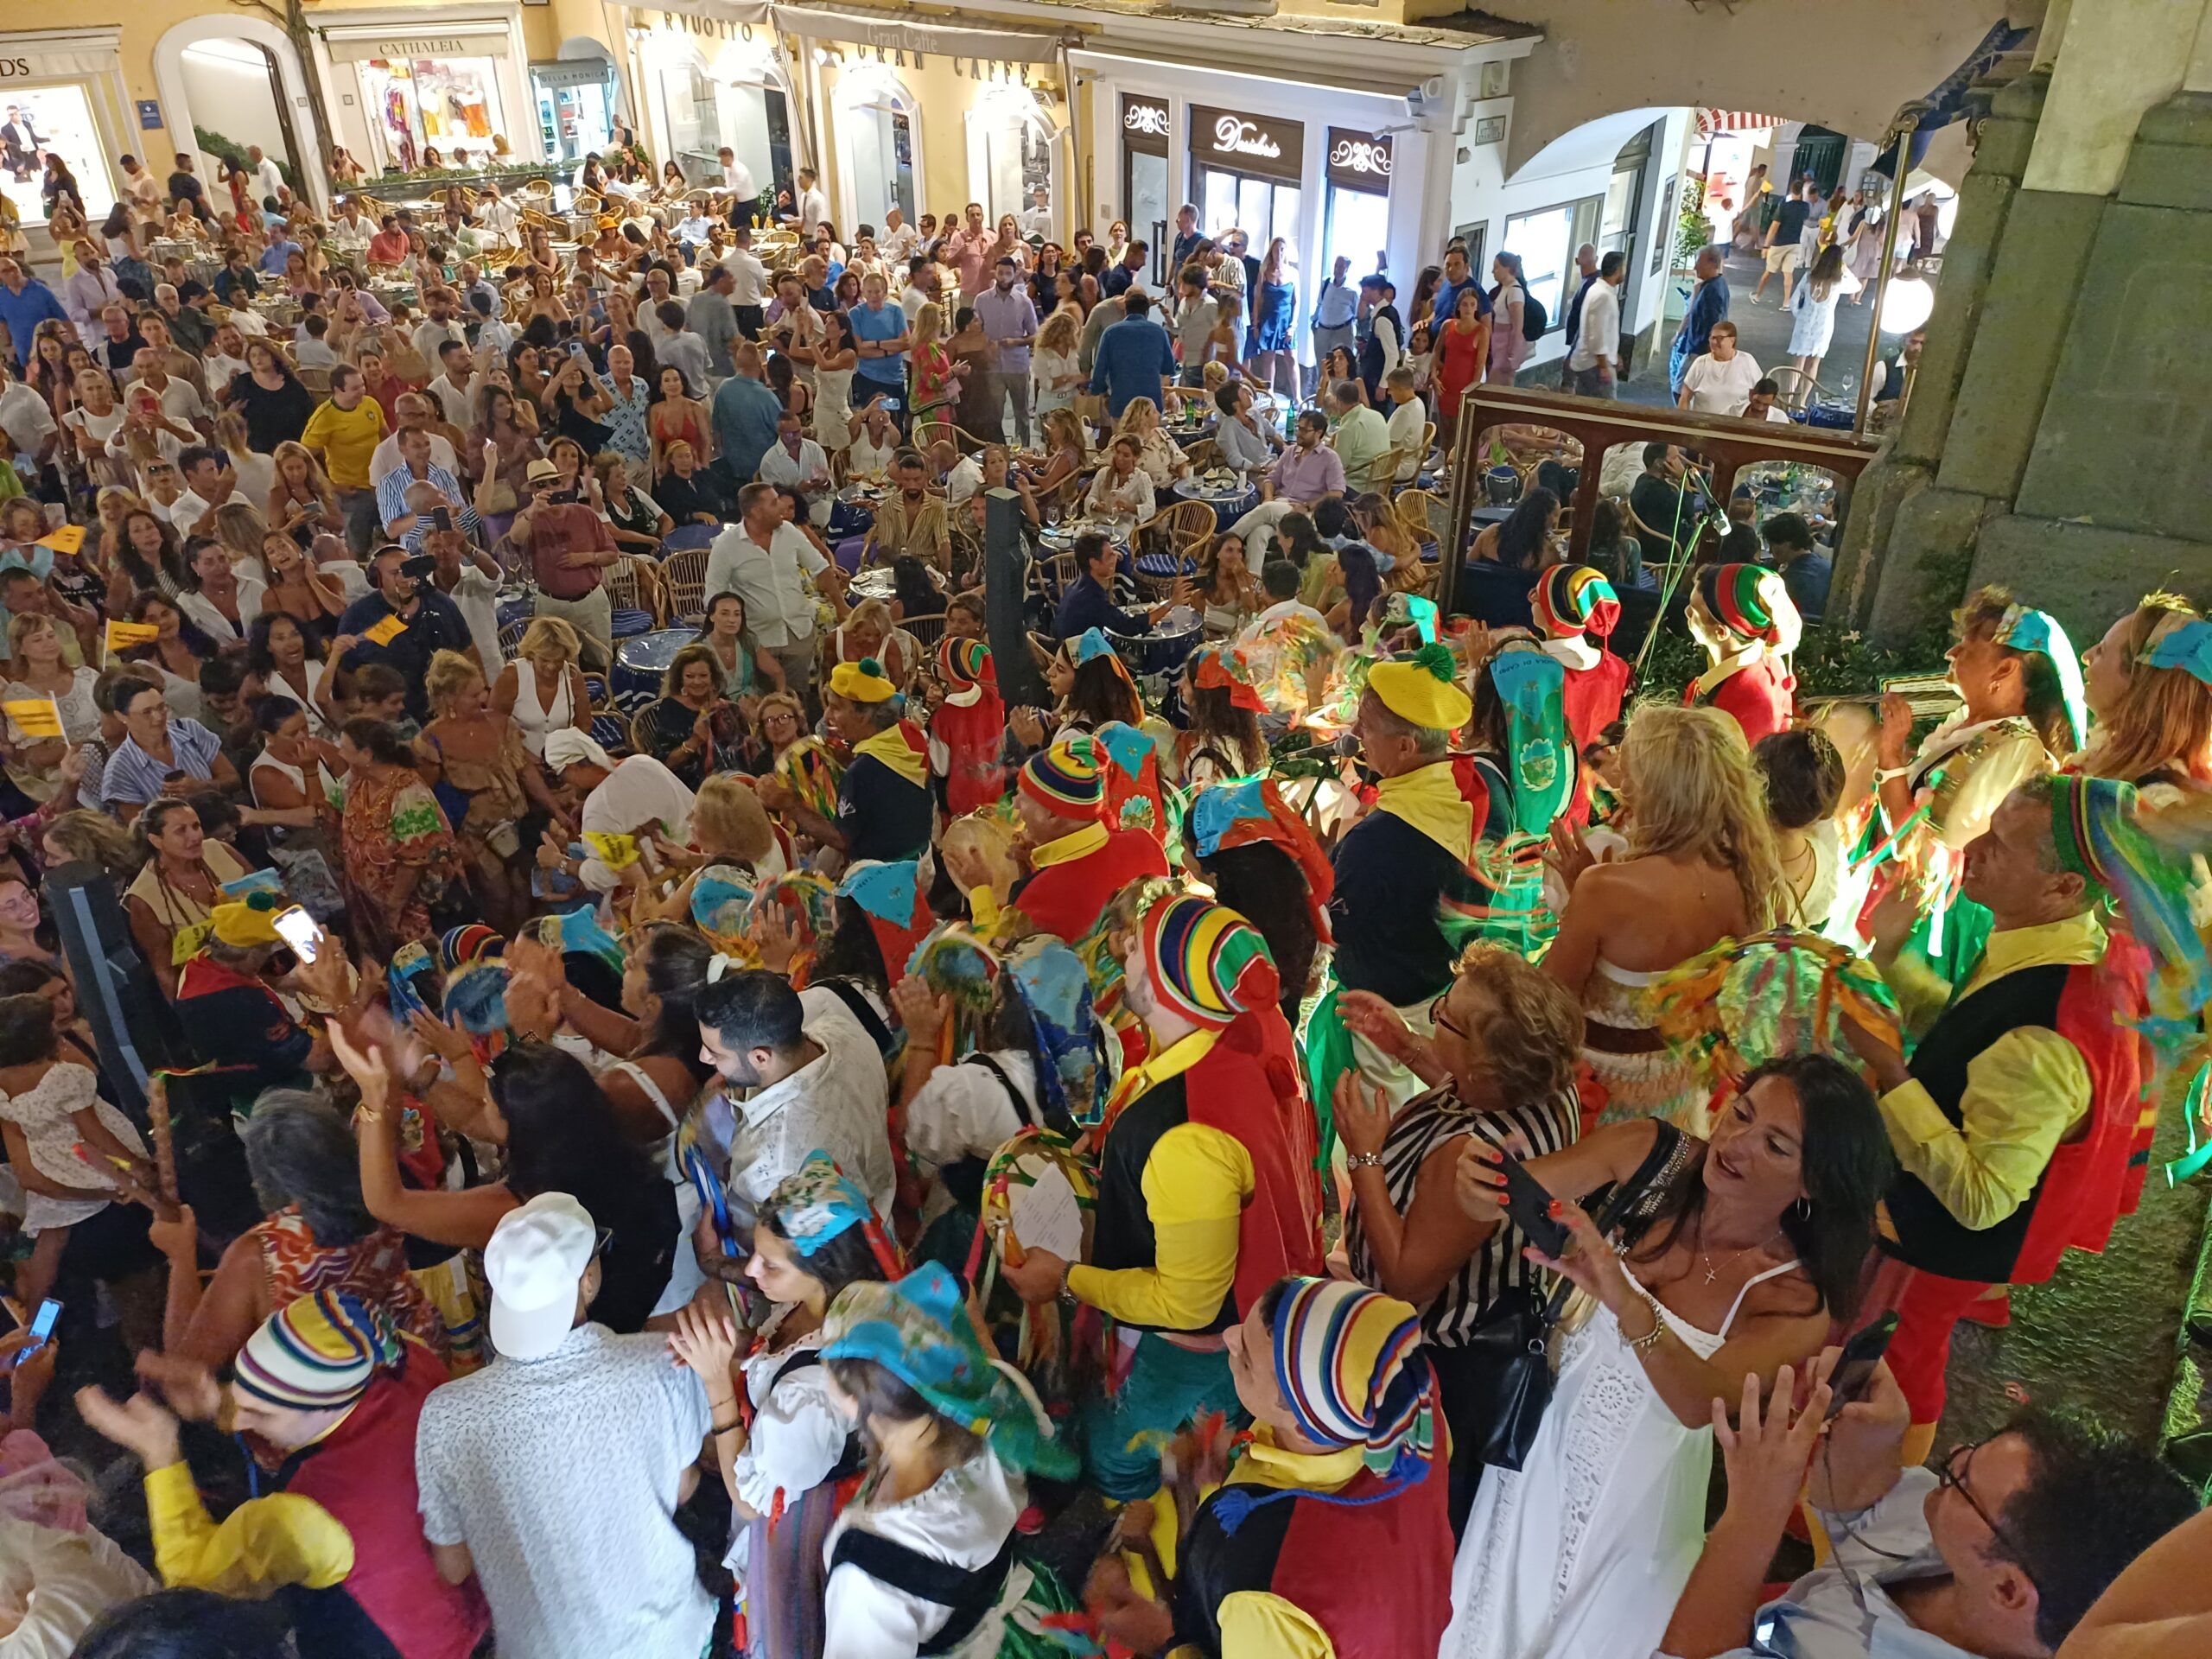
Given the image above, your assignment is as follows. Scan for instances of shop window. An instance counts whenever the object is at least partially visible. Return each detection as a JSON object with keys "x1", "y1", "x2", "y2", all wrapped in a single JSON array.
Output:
[
  {"x1": 0, "y1": 85, "x2": 116, "y2": 220},
  {"x1": 658, "y1": 68, "x2": 790, "y2": 200},
  {"x1": 536, "y1": 73, "x2": 614, "y2": 166},
  {"x1": 982, "y1": 113, "x2": 1052, "y2": 224},
  {"x1": 1197, "y1": 169, "x2": 1299, "y2": 285},
  {"x1": 361, "y1": 57, "x2": 502, "y2": 171},
  {"x1": 1503, "y1": 196, "x2": 1602, "y2": 326},
  {"x1": 1323, "y1": 185, "x2": 1389, "y2": 280},
  {"x1": 1126, "y1": 150, "x2": 1168, "y2": 269},
  {"x1": 846, "y1": 96, "x2": 916, "y2": 226}
]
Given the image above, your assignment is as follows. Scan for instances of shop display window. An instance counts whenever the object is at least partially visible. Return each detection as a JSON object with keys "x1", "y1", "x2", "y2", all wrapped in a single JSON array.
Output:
[
  {"x1": 360, "y1": 57, "x2": 502, "y2": 172},
  {"x1": 0, "y1": 84, "x2": 115, "y2": 220}
]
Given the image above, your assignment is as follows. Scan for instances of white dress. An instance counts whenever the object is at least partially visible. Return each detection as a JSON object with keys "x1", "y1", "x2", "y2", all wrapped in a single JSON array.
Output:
[
  {"x1": 0, "y1": 1062, "x2": 149, "y2": 1231},
  {"x1": 814, "y1": 367, "x2": 855, "y2": 453},
  {"x1": 1441, "y1": 1257, "x2": 1802, "y2": 1659},
  {"x1": 1786, "y1": 274, "x2": 1858, "y2": 359}
]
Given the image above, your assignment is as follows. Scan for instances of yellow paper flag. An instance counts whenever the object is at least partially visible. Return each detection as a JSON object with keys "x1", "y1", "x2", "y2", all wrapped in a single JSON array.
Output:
[
  {"x1": 104, "y1": 620, "x2": 159, "y2": 655},
  {"x1": 3, "y1": 698, "x2": 63, "y2": 740},
  {"x1": 581, "y1": 831, "x2": 639, "y2": 869},
  {"x1": 34, "y1": 524, "x2": 84, "y2": 556},
  {"x1": 364, "y1": 613, "x2": 409, "y2": 646}
]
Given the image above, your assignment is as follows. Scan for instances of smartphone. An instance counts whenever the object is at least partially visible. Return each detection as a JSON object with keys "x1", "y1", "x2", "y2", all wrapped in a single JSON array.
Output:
[
  {"x1": 1824, "y1": 1312, "x2": 1900, "y2": 1421},
  {"x1": 272, "y1": 904, "x2": 323, "y2": 965},
  {"x1": 1496, "y1": 1150, "x2": 1570, "y2": 1260},
  {"x1": 429, "y1": 505, "x2": 453, "y2": 533},
  {"x1": 6, "y1": 1298, "x2": 60, "y2": 1368}
]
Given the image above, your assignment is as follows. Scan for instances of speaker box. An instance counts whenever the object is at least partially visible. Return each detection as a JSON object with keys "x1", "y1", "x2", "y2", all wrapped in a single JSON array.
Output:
[{"x1": 44, "y1": 860, "x2": 188, "y2": 1119}]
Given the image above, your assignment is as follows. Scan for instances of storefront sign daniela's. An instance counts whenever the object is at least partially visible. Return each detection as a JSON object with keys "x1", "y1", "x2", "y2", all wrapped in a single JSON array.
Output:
[{"x1": 1187, "y1": 104, "x2": 1301, "y2": 183}]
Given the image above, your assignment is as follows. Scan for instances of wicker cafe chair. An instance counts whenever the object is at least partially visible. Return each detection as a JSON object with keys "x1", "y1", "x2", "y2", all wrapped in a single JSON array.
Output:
[
  {"x1": 1026, "y1": 631, "x2": 1062, "y2": 677},
  {"x1": 660, "y1": 545, "x2": 710, "y2": 626},
  {"x1": 1181, "y1": 436, "x2": 1220, "y2": 471},
  {"x1": 904, "y1": 612, "x2": 949, "y2": 652},
  {"x1": 604, "y1": 554, "x2": 664, "y2": 626},
  {"x1": 1393, "y1": 487, "x2": 1447, "y2": 555},
  {"x1": 1362, "y1": 446, "x2": 1415, "y2": 494}
]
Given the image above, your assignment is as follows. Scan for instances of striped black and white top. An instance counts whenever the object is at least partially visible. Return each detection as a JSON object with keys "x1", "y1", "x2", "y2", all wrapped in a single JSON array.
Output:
[{"x1": 1344, "y1": 1082, "x2": 1581, "y2": 1346}]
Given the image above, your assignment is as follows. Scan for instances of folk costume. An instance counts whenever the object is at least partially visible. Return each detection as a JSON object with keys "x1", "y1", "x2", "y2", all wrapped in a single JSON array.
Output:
[
  {"x1": 927, "y1": 637, "x2": 1007, "y2": 818},
  {"x1": 990, "y1": 734, "x2": 1170, "y2": 946},
  {"x1": 830, "y1": 658, "x2": 934, "y2": 863},
  {"x1": 1683, "y1": 563, "x2": 1798, "y2": 748},
  {"x1": 1174, "y1": 1280, "x2": 1452, "y2": 1659},
  {"x1": 1533, "y1": 565, "x2": 1630, "y2": 825},
  {"x1": 1071, "y1": 896, "x2": 1323, "y2": 1500}
]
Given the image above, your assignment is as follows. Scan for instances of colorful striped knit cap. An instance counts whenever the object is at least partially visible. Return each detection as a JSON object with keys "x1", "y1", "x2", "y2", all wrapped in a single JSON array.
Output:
[
  {"x1": 2046, "y1": 774, "x2": 2212, "y2": 1030},
  {"x1": 1696, "y1": 563, "x2": 1788, "y2": 646},
  {"x1": 232, "y1": 1289, "x2": 402, "y2": 1412},
  {"x1": 1139, "y1": 892, "x2": 1280, "y2": 1030},
  {"x1": 938, "y1": 635, "x2": 995, "y2": 689},
  {"x1": 1019, "y1": 732, "x2": 1105, "y2": 817},
  {"x1": 1532, "y1": 564, "x2": 1621, "y2": 641}
]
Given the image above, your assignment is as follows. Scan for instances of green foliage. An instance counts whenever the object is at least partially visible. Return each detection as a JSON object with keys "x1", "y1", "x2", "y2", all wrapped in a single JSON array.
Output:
[
  {"x1": 194, "y1": 126, "x2": 298, "y2": 194},
  {"x1": 1629, "y1": 616, "x2": 1946, "y2": 705},
  {"x1": 1676, "y1": 175, "x2": 1710, "y2": 265}
]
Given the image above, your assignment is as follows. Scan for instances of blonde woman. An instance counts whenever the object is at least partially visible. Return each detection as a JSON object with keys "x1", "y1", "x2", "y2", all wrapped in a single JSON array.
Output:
[
  {"x1": 1111, "y1": 396, "x2": 1192, "y2": 487},
  {"x1": 211, "y1": 500, "x2": 276, "y2": 586},
  {"x1": 265, "y1": 440, "x2": 341, "y2": 546},
  {"x1": 907, "y1": 301, "x2": 962, "y2": 448},
  {"x1": 418, "y1": 649, "x2": 554, "y2": 931},
  {"x1": 491, "y1": 615, "x2": 591, "y2": 760},
  {"x1": 217, "y1": 410, "x2": 277, "y2": 507},
  {"x1": 823, "y1": 596, "x2": 920, "y2": 689},
  {"x1": 1023, "y1": 406, "x2": 1090, "y2": 504},
  {"x1": 2, "y1": 614, "x2": 99, "y2": 802},
  {"x1": 257, "y1": 532, "x2": 348, "y2": 649},
  {"x1": 1032, "y1": 308, "x2": 1084, "y2": 423},
  {"x1": 1544, "y1": 702, "x2": 1787, "y2": 1130}
]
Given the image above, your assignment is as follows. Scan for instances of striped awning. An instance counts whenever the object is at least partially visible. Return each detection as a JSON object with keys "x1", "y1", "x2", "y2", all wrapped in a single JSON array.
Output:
[{"x1": 1697, "y1": 109, "x2": 1782, "y2": 137}]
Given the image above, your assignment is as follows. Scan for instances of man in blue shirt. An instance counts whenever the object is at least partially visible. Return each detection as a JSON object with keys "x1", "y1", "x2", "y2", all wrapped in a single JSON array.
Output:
[
  {"x1": 1053, "y1": 532, "x2": 1184, "y2": 641},
  {"x1": 0, "y1": 254, "x2": 66, "y2": 365},
  {"x1": 849, "y1": 271, "x2": 910, "y2": 418},
  {"x1": 258, "y1": 223, "x2": 303, "y2": 277},
  {"x1": 1170, "y1": 204, "x2": 1202, "y2": 275},
  {"x1": 1761, "y1": 512, "x2": 1831, "y2": 623},
  {"x1": 1428, "y1": 245, "x2": 1487, "y2": 340},
  {"x1": 1088, "y1": 291, "x2": 1177, "y2": 420},
  {"x1": 1668, "y1": 245, "x2": 1729, "y2": 396},
  {"x1": 712, "y1": 342, "x2": 784, "y2": 493}
]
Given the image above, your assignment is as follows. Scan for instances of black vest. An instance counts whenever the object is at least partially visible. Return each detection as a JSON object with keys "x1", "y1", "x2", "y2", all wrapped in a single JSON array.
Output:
[
  {"x1": 1883, "y1": 963, "x2": 2069, "y2": 1283},
  {"x1": 1090, "y1": 1072, "x2": 1233, "y2": 1334},
  {"x1": 1359, "y1": 303, "x2": 1403, "y2": 397}
]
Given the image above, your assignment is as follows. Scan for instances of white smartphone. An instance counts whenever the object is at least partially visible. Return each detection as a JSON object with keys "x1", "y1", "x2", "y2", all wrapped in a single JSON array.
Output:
[{"x1": 272, "y1": 904, "x2": 323, "y2": 964}]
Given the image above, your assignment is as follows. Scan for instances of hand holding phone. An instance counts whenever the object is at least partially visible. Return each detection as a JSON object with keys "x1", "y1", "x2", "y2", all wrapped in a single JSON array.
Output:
[
  {"x1": 1497, "y1": 1154, "x2": 1571, "y2": 1260},
  {"x1": 1822, "y1": 1313, "x2": 1900, "y2": 1421},
  {"x1": 272, "y1": 904, "x2": 323, "y2": 965}
]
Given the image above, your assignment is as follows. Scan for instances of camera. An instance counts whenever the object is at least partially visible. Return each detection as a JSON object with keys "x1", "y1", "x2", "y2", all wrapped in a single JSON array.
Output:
[{"x1": 399, "y1": 554, "x2": 436, "y2": 579}]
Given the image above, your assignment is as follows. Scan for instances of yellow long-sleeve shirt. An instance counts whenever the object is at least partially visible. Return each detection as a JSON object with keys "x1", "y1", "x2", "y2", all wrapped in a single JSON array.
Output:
[
  {"x1": 143, "y1": 1459, "x2": 354, "y2": 1597},
  {"x1": 1067, "y1": 1029, "x2": 1255, "y2": 1330},
  {"x1": 1878, "y1": 911, "x2": 2100, "y2": 1233}
]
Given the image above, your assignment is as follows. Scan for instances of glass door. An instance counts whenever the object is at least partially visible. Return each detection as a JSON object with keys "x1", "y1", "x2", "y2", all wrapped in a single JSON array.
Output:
[
  {"x1": 1126, "y1": 148, "x2": 1167, "y2": 271},
  {"x1": 848, "y1": 99, "x2": 915, "y2": 226}
]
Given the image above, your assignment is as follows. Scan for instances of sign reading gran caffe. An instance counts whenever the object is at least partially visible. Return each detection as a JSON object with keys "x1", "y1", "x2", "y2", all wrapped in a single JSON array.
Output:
[{"x1": 1187, "y1": 104, "x2": 1303, "y2": 184}]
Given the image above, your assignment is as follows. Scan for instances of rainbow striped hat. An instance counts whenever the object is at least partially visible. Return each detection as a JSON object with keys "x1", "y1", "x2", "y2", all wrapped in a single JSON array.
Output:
[
  {"x1": 1139, "y1": 892, "x2": 1279, "y2": 1030},
  {"x1": 1018, "y1": 732, "x2": 1104, "y2": 817},
  {"x1": 1695, "y1": 563, "x2": 1792, "y2": 647},
  {"x1": 1532, "y1": 564, "x2": 1621, "y2": 641},
  {"x1": 233, "y1": 1289, "x2": 403, "y2": 1413},
  {"x1": 938, "y1": 635, "x2": 995, "y2": 689},
  {"x1": 2048, "y1": 774, "x2": 2212, "y2": 1027}
]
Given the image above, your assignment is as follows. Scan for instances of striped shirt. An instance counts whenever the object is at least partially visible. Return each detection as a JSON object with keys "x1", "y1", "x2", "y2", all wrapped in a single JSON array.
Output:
[
  {"x1": 1344, "y1": 1082, "x2": 1580, "y2": 1345},
  {"x1": 99, "y1": 718, "x2": 223, "y2": 811},
  {"x1": 374, "y1": 461, "x2": 480, "y2": 553}
]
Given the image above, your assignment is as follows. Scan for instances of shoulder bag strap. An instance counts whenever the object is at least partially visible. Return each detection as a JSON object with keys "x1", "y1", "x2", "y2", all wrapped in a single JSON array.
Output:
[
  {"x1": 819, "y1": 976, "x2": 896, "y2": 1057},
  {"x1": 964, "y1": 1052, "x2": 1040, "y2": 1131},
  {"x1": 830, "y1": 1529, "x2": 1016, "y2": 1655},
  {"x1": 1539, "y1": 1120, "x2": 1687, "y2": 1323}
]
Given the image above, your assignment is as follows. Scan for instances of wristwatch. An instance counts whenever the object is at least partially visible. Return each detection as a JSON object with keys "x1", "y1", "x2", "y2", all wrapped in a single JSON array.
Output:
[{"x1": 1346, "y1": 1150, "x2": 1386, "y2": 1169}]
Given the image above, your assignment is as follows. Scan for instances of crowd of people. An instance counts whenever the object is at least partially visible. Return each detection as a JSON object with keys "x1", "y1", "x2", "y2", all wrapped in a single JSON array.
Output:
[{"x1": 0, "y1": 150, "x2": 2206, "y2": 1659}]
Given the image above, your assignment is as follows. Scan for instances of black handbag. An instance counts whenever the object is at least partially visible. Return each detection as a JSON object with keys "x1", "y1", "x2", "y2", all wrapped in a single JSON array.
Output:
[{"x1": 1455, "y1": 1121, "x2": 1687, "y2": 1472}]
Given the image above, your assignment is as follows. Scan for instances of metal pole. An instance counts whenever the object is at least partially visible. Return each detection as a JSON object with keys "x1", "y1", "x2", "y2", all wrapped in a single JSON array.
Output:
[
  {"x1": 1433, "y1": 397, "x2": 1484, "y2": 618},
  {"x1": 1853, "y1": 125, "x2": 1914, "y2": 438}
]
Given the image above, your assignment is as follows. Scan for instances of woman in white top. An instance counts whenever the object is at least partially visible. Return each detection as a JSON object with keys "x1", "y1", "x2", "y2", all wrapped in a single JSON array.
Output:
[
  {"x1": 174, "y1": 537, "x2": 267, "y2": 646},
  {"x1": 492, "y1": 615, "x2": 591, "y2": 760},
  {"x1": 668, "y1": 1154, "x2": 893, "y2": 1656},
  {"x1": 805, "y1": 309, "x2": 859, "y2": 456},
  {"x1": 1, "y1": 615, "x2": 98, "y2": 804},
  {"x1": 1110, "y1": 397, "x2": 1190, "y2": 489},
  {"x1": 1084, "y1": 436, "x2": 1157, "y2": 521},
  {"x1": 246, "y1": 612, "x2": 332, "y2": 739},
  {"x1": 1030, "y1": 308, "x2": 1084, "y2": 423},
  {"x1": 817, "y1": 1262, "x2": 1084, "y2": 1656},
  {"x1": 845, "y1": 401, "x2": 901, "y2": 481},
  {"x1": 1441, "y1": 1055, "x2": 1891, "y2": 1659}
]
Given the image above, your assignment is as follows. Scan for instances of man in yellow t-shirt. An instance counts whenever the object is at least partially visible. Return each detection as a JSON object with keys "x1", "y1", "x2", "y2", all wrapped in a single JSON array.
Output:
[{"x1": 300, "y1": 363, "x2": 389, "y2": 555}]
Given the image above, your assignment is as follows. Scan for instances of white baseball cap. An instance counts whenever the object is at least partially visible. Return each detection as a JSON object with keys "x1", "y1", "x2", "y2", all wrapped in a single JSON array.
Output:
[{"x1": 485, "y1": 1192, "x2": 596, "y2": 1360}]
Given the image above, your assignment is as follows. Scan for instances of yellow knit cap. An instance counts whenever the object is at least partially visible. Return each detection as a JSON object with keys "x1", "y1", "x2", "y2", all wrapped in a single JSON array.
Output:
[
  {"x1": 828, "y1": 658, "x2": 899, "y2": 704},
  {"x1": 1366, "y1": 643, "x2": 1472, "y2": 732}
]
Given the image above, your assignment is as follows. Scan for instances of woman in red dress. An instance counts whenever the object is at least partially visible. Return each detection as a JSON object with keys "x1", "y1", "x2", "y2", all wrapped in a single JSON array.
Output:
[{"x1": 1433, "y1": 286, "x2": 1492, "y2": 448}]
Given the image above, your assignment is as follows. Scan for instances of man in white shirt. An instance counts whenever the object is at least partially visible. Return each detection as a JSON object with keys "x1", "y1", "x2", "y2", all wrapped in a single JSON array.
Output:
[
  {"x1": 703, "y1": 482, "x2": 837, "y2": 697},
  {"x1": 60, "y1": 242, "x2": 124, "y2": 332},
  {"x1": 170, "y1": 445, "x2": 238, "y2": 540},
  {"x1": 476, "y1": 183, "x2": 521, "y2": 241},
  {"x1": 1742, "y1": 378, "x2": 1795, "y2": 424},
  {"x1": 1018, "y1": 184, "x2": 1052, "y2": 243},
  {"x1": 1325, "y1": 378, "x2": 1389, "y2": 491},
  {"x1": 428, "y1": 340, "x2": 478, "y2": 431},
  {"x1": 428, "y1": 523, "x2": 505, "y2": 673},
  {"x1": 1237, "y1": 560, "x2": 1335, "y2": 650},
  {"x1": 719, "y1": 226, "x2": 771, "y2": 339},
  {"x1": 370, "y1": 391, "x2": 459, "y2": 480},
  {"x1": 1677, "y1": 321, "x2": 1764, "y2": 416},
  {"x1": 247, "y1": 145, "x2": 284, "y2": 207},
  {"x1": 200, "y1": 322, "x2": 251, "y2": 397},
  {"x1": 791, "y1": 167, "x2": 830, "y2": 239},
  {"x1": 878, "y1": 207, "x2": 919, "y2": 265},
  {"x1": 1566, "y1": 251, "x2": 1626, "y2": 398},
  {"x1": 675, "y1": 200, "x2": 715, "y2": 250},
  {"x1": 715, "y1": 146, "x2": 757, "y2": 207},
  {"x1": 0, "y1": 358, "x2": 58, "y2": 480},
  {"x1": 327, "y1": 200, "x2": 373, "y2": 251},
  {"x1": 543, "y1": 728, "x2": 696, "y2": 893},
  {"x1": 1382, "y1": 365, "x2": 1427, "y2": 482},
  {"x1": 754, "y1": 410, "x2": 832, "y2": 522},
  {"x1": 696, "y1": 968, "x2": 896, "y2": 1217},
  {"x1": 130, "y1": 349, "x2": 208, "y2": 432}
]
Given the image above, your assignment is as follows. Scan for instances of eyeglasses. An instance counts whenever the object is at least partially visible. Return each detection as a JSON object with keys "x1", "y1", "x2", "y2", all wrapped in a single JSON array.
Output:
[
  {"x1": 1427, "y1": 992, "x2": 1472, "y2": 1043},
  {"x1": 1937, "y1": 1438, "x2": 2039, "y2": 1590}
]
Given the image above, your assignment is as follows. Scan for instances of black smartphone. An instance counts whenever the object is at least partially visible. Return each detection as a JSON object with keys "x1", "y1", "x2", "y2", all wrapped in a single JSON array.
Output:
[
  {"x1": 1823, "y1": 1312, "x2": 1900, "y2": 1421},
  {"x1": 1496, "y1": 1150, "x2": 1570, "y2": 1260},
  {"x1": 429, "y1": 505, "x2": 453, "y2": 533}
]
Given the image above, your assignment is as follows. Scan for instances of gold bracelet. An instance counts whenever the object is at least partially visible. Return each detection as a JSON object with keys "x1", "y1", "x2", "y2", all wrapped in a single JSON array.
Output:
[{"x1": 1625, "y1": 1287, "x2": 1667, "y2": 1358}]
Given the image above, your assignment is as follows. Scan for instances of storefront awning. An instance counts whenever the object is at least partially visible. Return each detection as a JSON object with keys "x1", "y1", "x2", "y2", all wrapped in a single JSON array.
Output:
[
  {"x1": 639, "y1": 1, "x2": 776, "y2": 25},
  {"x1": 769, "y1": 3, "x2": 1074, "y2": 65},
  {"x1": 321, "y1": 22, "x2": 516, "y2": 63},
  {"x1": 1696, "y1": 109, "x2": 1781, "y2": 138}
]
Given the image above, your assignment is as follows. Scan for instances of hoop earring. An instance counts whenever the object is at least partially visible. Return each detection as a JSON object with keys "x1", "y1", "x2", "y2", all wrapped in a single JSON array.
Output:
[{"x1": 1789, "y1": 1198, "x2": 1812, "y2": 1222}]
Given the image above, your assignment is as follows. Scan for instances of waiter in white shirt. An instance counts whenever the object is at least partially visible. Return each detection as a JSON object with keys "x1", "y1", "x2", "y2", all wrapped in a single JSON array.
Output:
[
  {"x1": 721, "y1": 226, "x2": 772, "y2": 339},
  {"x1": 790, "y1": 168, "x2": 830, "y2": 238},
  {"x1": 1566, "y1": 251, "x2": 1626, "y2": 399},
  {"x1": 716, "y1": 147, "x2": 759, "y2": 213},
  {"x1": 1310, "y1": 256, "x2": 1358, "y2": 379}
]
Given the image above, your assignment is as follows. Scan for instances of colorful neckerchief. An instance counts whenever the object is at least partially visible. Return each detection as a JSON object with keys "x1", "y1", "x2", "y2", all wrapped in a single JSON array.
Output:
[
  {"x1": 1100, "y1": 1025, "x2": 1219, "y2": 1128},
  {"x1": 853, "y1": 719, "x2": 929, "y2": 787},
  {"x1": 1027, "y1": 821, "x2": 1110, "y2": 870},
  {"x1": 1373, "y1": 759, "x2": 1475, "y2": 863}
]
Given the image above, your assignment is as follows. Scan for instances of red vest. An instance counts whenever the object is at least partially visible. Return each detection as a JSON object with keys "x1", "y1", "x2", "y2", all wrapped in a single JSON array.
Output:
[
  {"x1": 1007, "y1": 826, "x2": 1170, "y2": 944},
  {"x1": 929, "y1": 689, "x2": 1007, "y2": 817},
  {"x1": 1560, "y1": 650, "x2": 1631, "y2": 754},
  {"x1": 1687, "y1": 655, "x2": 1796, "y2": 747},
  {"x1": 1185, "y1": 1020, "x2": 1324, "y2": 1320},
  {"x1": 2014, "y1": 951, "x2": 2150, "y2": 1282},
  {"x1": 283, "y1": 1347, "x2": 488, "y2": 1659}
]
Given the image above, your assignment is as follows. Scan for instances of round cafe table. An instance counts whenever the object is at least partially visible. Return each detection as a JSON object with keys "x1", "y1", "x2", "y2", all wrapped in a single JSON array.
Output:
[{"x1": 1172, "y1": 476, "x2": 1258, "y2": 531}]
